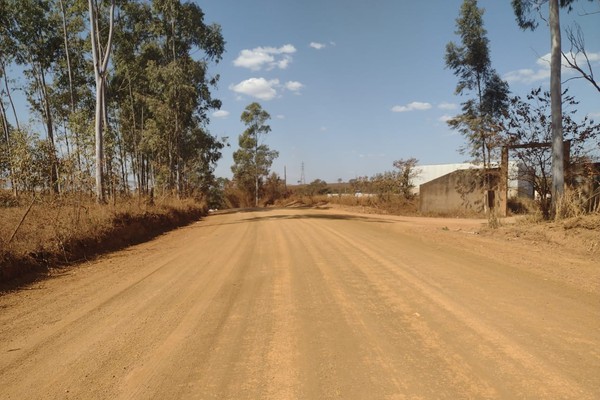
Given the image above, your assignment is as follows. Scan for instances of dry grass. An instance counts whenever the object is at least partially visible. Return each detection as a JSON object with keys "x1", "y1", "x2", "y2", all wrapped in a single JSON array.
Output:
[
  {"x1": 0, "y1": 192, "x2": 206, "y2": 284},
  {"x1": 479, "y1": 212, "x2": 600, "y2": 257},
  {"x1": 284, "y1": 194, "x2": 420, "y2": 216}
]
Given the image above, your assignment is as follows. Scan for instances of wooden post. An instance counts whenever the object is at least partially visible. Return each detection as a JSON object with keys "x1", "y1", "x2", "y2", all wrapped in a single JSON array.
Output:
[
  {"x1": 563, "y1": 140, "x2": 571, "y2": 187},
  {"x1": 499, "y1": 146, "x2": 509, "y2": 217}
]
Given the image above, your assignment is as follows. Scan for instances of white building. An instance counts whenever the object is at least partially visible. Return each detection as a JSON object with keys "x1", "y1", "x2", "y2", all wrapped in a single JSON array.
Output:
[{"x1": 413, "y1": 162, "x2": 533, "y2": 198}]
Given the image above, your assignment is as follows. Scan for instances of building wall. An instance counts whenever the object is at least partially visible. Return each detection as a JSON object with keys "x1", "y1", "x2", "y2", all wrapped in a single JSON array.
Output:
[
  {"x1": 507, "y1": 162, "x2": 534, "y2": 198},
  {"x1": 414, "y1": 162, "x2": 532, "y2": 199},
  {"x1": 413, "y1": 163, "x2": 478, "y2": 194},
  {"x1": 419, "y1": 169, "x2": 495, "y2": 214}
]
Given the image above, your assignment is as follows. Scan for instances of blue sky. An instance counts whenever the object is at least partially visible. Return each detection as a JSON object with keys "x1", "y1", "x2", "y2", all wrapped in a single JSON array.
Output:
[{"x1": 200, "y1": 0, "x2": 600, "y2": 184}]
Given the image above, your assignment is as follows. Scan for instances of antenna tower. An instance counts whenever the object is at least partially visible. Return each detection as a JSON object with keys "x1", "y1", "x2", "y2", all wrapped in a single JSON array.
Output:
[{"x1": 300, "y1": 162, "x2": 306, "y2": 185}]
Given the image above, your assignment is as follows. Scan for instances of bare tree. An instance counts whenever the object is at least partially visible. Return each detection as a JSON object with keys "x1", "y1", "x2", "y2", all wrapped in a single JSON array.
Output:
[{"x1": 562, "y1": 22, "x2": 600, "y2": 92}]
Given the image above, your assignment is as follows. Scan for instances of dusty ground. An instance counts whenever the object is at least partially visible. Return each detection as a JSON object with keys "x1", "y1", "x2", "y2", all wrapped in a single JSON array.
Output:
[{"x1": 0, "y1": 207, "x2": 598, "y2": 399}]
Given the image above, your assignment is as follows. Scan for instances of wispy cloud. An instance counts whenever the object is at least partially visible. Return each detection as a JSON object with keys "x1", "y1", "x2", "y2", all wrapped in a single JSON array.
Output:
[
  {"x1": 391, "y1": 101, "x2": 432, "y2": 112},
  {"x1": 212, "y1": 110, "x2": 230, "y2": 118},
  {"x1": 284, "y1": 81, "x2": 304, "y2": 92},
  {"x1": 276, "y1": 114, "x2": 285, "y2": 119},
  {"x1": 438, "y1": 115, "x2": 453, "y2": 123},
  {"x1": 438, "y1": 102, "x2": 458, "y2": 110},
  {"x1": 359, "y1": 153, "x2": 386, "y2": 159},
  {"x1": 233, "y1": 44, "x2": 296, "y2": 71},
  {"x1": 504, "y1": 68, "x2": 550, "y2": 84},
  {"x1": 504, "y1": 51, "x2": 600, "y2": 84},
  {"x1": 564, "y1": 51, "x2": 600, "y2": 65},
  {"x1": 588, "y1": 111, "x2": 600, "y2": 119},
  {"x1": 229, "y1": 78, "x2": 280, "y2": 101},
  {"x1": 310, "y1": 42, "x2": 326, "y2": 50}
]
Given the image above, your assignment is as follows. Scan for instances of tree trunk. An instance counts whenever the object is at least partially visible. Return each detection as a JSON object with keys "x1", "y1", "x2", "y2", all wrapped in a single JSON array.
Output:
[
  {"x1": 89, "y1": 0, "x2": 115, "y2": 203},
  {"x1": 39, "y1": 68, "x2": 60, "y2": 195},
  {"x1": 0, "y1": 99, "x2": 17, "y2": 197},
  {"x1": 59, "y1": 0, "x2": 82, "y2": 176},
  {"x1": 0, "y1": 61, "x2": 20, "y2": 132},
  {"x1": 94, "y1": 76, "x2": 105, "y2": 202},
  {"x1": 549, "y1": 0, "x2": 564, "y2": 212}
]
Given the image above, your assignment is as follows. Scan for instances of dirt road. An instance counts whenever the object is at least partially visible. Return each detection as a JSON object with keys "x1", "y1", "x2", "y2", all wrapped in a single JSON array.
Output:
[{"x1": 1, "y1": 208, "x2": 598, "y2": 399}]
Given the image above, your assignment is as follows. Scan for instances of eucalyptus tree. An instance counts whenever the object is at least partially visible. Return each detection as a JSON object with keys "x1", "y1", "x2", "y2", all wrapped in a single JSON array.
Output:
[
  {"x1": 5, "y1": 0, "x2": 63, "y2": 194},
  {"x1": 0, "y1": 0, "x2": 20, "y2": 135},
  {"x1": 111, "y1": 0, "x2": 155, "y2": 195},
  {"x1": 88, "y1": 0, "x2": 115, "y2": 203},
  {"x1": 54, "y1": 0, "x2": 90, "y2": 176},
  {"x1": 142, "y1": 0, "x2": 225, "y2": 195},
  {"x1": 445, "y1": 0, "x2": 510, "y2": 211},
  {"x1": 178, "y1": 125, "x2": 225, "y2": 198},
  {"x1": 511, "y1": 0, "x2": 596, "y2": 208},
  {"x1": 232, "y1": 103, "x2": 279, "y2": 207}
]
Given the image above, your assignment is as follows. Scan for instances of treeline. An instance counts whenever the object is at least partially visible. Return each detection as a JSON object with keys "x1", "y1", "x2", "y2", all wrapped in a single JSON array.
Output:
[
  {"x1": 0, "y1": 0, "x2": 225, "y2": 201},
  {"x1": 348, "y1": 158, "x2": 420, "y2": 200}
]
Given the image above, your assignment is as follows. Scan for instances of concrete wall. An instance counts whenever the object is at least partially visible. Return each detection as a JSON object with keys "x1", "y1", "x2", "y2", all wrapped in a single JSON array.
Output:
[
  {"x1": 412, "y1": 163, "x2": 477, "y2": 194},
  {"x1": 414, "y1": 162, "x2": 531, "y2": 198},
  {"x1": 419, "y1": 169, "x2": 495, "y2": 214},
  {"x1": 507, "y1": 162, "x2": 534, "y2": 198}
]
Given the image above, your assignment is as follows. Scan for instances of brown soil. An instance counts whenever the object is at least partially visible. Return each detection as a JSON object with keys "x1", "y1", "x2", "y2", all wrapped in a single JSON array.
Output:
[{"x1": 0, "y1": 207, "x2": 597, "y2": 399}]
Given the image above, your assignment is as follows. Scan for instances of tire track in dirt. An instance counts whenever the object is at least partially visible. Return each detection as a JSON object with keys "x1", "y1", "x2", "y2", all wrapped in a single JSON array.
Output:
[
  {"x1": 0, "y1": 208, "x2": 598, "y2": 399},
  {"x1": 309, "y1": 216, "x2": 596, "y2": 399}
]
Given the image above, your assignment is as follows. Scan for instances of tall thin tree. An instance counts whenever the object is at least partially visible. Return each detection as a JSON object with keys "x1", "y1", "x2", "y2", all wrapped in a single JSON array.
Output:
[
  {"x1": 445, "y1": 0, "x2": 509, "y2": 212},
  {"x1": 88, "y1": 0, "x2": 115, "y2": 203}
]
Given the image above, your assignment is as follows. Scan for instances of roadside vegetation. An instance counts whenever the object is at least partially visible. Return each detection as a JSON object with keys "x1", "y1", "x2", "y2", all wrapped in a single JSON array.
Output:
[
  {"x1": 0, "y1": 192, "x2": 206, "y2": 284},
  {"x1": 1, "y1": 0, "x2": 225, "y2": 284}
]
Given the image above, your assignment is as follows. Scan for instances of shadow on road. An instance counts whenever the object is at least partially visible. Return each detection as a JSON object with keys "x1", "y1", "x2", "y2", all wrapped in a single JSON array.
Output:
[{"x1": 196, "y1": 208, "x2": 398, "y2": 228}]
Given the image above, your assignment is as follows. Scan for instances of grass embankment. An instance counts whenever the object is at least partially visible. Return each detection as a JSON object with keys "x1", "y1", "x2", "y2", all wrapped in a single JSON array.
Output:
[{"x1": 0, "y1": 193, "x2": 206, "y2": 287}]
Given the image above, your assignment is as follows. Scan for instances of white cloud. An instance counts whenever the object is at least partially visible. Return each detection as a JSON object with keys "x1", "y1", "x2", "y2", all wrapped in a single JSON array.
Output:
[
  {"x1": 504, "y1": 68, "x2": 551, "y2": 84},
  {"x1": 391, "y1": 101, "x2": 432, "y2": 112},
  {"x1": 439, "y1": 115, "x2": 453, "y2": 123},
  {"x1": 532, "y1": 52, "x2": 600, "y2": 67},
  {"x1": 536, "y1": 53, "x2": 551, "y2": 67},
  {"x1": 276, "y1": 114, "x2": 285, "y2": 119},
  {"x1": 275, "y1": 56, "x2": 292, "y2": 70},
  {"x1": 310, "y1": 42, "x2": 326, "y2": 50},
  {"x1": 230, "y1": 78, "x2": 304, "y2": 100},
  {"x1": 504, "y1": 53, "x2": 552, "y2": 84},
  {"x1": 233, "y1": 49, "x2": 273, "y2": 71},
  {"x1": 285, "y1": 81, "x2": 304, "y2": 92},
  {"x1": 233, "y1": 44, "x2": 297, "y2": 71},
  {"x1": 438, "y1": 102, "x2": 458, "y2": 110},
  {"x1": 229, "y1": 78, "x2": 280, "y2": 101},
  {"x1": 212, "y1": 110, "x2": 230, "y2": 118},
  {"x1": 278, "y1": 44, "x2": 296, "y2": 53},
  {"x1": 504, "y1": 51, "x2": 600, "y2": 84}
]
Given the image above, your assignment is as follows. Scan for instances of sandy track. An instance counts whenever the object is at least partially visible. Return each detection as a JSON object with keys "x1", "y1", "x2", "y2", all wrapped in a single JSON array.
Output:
[{"x1": 0, "y1": 208, "x2": 598, "y2": 399}]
